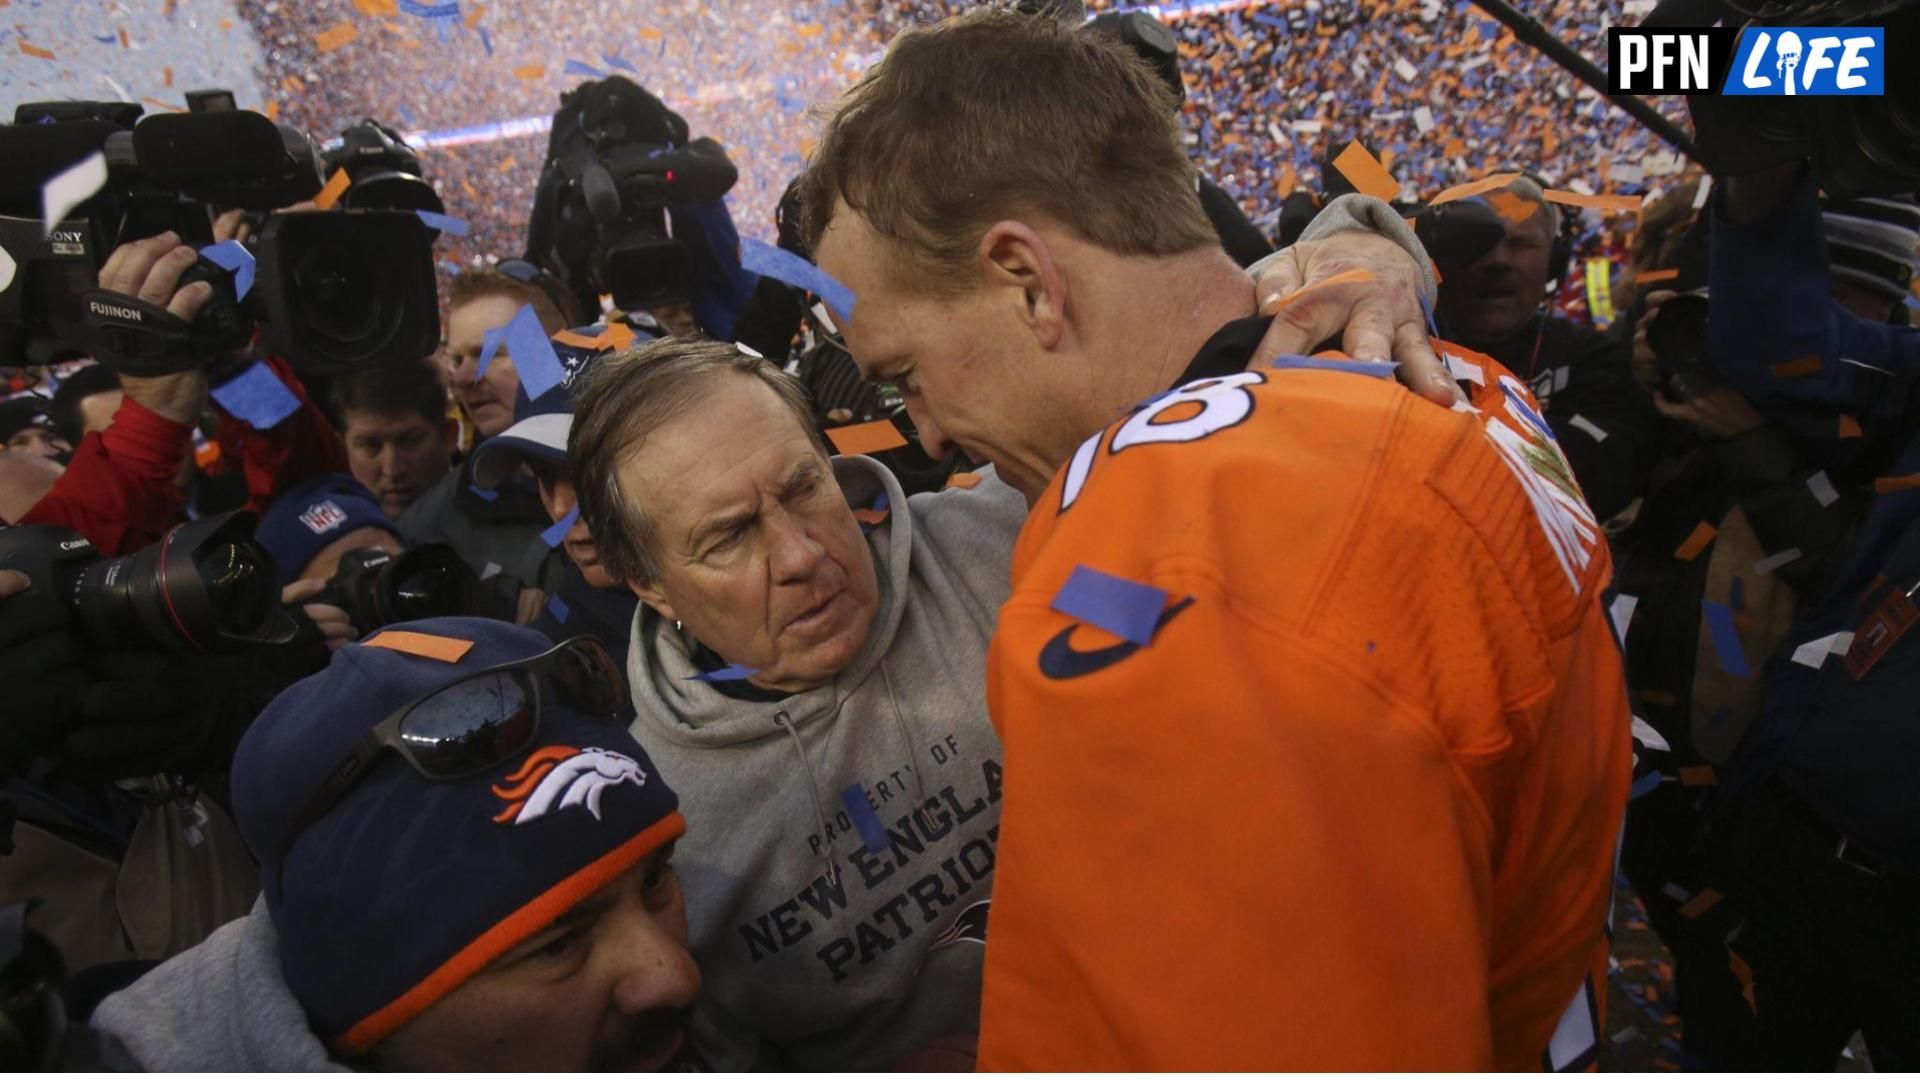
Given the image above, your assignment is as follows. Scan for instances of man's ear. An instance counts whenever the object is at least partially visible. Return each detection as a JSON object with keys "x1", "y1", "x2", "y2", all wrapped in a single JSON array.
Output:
[
  {"x1": 629, "y1": 578, "x2": 678, "y2": 623},
  {"x1": 978, "y1": 220, "x2": 1067, "y2": 350}
]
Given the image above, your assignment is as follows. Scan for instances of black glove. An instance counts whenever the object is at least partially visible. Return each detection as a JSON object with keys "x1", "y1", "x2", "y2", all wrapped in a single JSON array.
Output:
[{"x1": 0, "y1": 585, "x2": 86, "y2": 777}]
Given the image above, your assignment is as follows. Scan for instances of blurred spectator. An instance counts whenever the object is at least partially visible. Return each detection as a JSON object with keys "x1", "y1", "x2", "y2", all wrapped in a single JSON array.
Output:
[
  {"x1": 327, "y1": 355, "x2": 458, "y2": 520},
  {"x1": 257, "y1": 474, "x2": 407, "y2": 588},
  {"x1": 0, "y1": 396, "x2": 69, "y2": 463},
  {"x1": 49, "y1": 364, "x2": 125, "y2": 449},
  {"x1": 1820, "y1": 196, "x2": 1920, "y2": 324}
]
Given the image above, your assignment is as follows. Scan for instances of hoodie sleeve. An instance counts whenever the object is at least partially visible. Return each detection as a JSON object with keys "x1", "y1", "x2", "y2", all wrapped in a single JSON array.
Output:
[{"x1": 91, "y1": 902, "x2": 346, "y2": 1072}]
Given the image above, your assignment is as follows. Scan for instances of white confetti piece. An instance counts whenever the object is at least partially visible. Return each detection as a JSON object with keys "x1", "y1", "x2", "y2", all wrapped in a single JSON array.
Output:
[
  {"x1": 1443, "y1": 353, "x2": 1484, "y2": 385},
  {"x1": 810, "y1": 301, "x2": 838, "y2": 336},
  {"x1": 1752, "y1": 547, "x2": 1802, "y2": 575},
  {"x1": 1609, "y1": 593, "x2": 1638, "y2": 646},
  {"x1": 1692, "y1": 175, "x2": 1714, "y2": 209},
  {"x1": 1790, "y1": 631, "x2": 1854, "y2": 668},
  {"x1": 0, "y1": 244, "x2": 14, "y2": 294},
  {"x1": 1568, "y1": 414, "x2": 1608, "y2": 442},
  {"x1": 1393, "y1": 57, "x2": 1420, "y2": 82},
  {"x1": 1631, "y1": 715, "x2": 1671, "y2": 753},
  {"x1": 1807, "y1": 470, "x2": 1840, "y2": 508},
  {"x1": 42, "y1": 152, "x2": 108, "y2": 236},
  {"x1": 1662, "y1": 882, "x2": 1691, "y2": 903},
  {"x1": 1554, "y1": 366, "x2": 1572, "y2": 392},
  {"x1": 479, "y1": 561, "x2": 503, "y2": 580},
  {"x1": 1413, "y1": 106, "x2": 1435, "y2": 133}
]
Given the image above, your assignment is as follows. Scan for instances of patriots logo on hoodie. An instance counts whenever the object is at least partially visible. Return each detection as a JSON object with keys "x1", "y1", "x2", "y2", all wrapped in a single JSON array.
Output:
[{"x1": 490, "y1": 745, "x2": 648, "y2": 825}]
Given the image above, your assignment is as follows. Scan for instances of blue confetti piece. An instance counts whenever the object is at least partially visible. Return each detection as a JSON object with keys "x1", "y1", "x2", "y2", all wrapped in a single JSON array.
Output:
[
  {"x1": 93, "y1": 33, "x2": 117, "y2": 43},
  {"x1": 1268, "y1": 354, "x2": 1400, "y2": 378},
  {"x1": 563, "y1": 59, "x2": 606, "y2": 78},
  {"x1": 503, "y1": 303, "x2": 566, "y2": 400},
  {"x1": 603, "y1": 51, "x2": 638, "y2": 74},
  {"x1": 398, "y1": 0, "x2": 460, "y2": 16},
  {"x1": 687, "y1": 663, "x2": 760, "y2": 682},
  {"x1": 1418, "y1": 289, "x2": 1440, "y2": 338},
  {"x1": 541, "y1": 505, "x2": 580, "y2": 548},
  {"x1": 873, "y1": 491, "x2": 889, "y2": 513},
  {"x1": 739, "y1": 237, "x2": 856, "y2": 322},
  {"x1": 657, "y1": 35, "x2": 667, "y2": 58},
  {"x1": 415, "y1": 210, "x2": 468, "y2": 237},
  {"x1": 200, "y1": 241, "x2": 255, "y2": 301},
  {"x1": 468, "y1": 483, "x2": 499, "y2": 502},
  {"x1": 1051, "y1": 565, "x2": 1171, "y2": 648},
  {"x1": 209, "y1": 361, "x2": 301, "y2": 429},
  {"x1": 473, "y1": 324, "x2": 508, "y2": 381},
  {"x1": 438, "y1": 259, "x2": 462, "y2": 276},
  {"x1": 840, "y1": 784, "x2": 890, "y2": 854},
  {"x1": 547, "y1": 594, "x2": 570, "y2": 624},
  {"x1": 478, "y1": 26, "x2": 493, "y2": 55},
  {"x1": 1629, "y1": 772, "x2": 1664, "y2": 801},
  {"x1": 1701, "y1": 600, "x2": 1751, "y2": 678}
]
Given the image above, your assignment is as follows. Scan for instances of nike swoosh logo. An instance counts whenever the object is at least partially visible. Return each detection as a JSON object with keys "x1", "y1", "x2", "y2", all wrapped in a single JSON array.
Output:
[{"x1": 1037, "y1": 596, "x2": 1196, "y2": 681}]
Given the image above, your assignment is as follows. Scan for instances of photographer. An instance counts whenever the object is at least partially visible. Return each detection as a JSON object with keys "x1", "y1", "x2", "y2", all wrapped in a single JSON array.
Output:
[
  {"x1": 326, "y1": 353, "x2": 456, "y2": 522},
  {"x1": 1654, "y1": 158, "x2": 1920, "y2": 1070},
  {"x1": 0, "y1": 396, "x2": 68, "y2": 463}
]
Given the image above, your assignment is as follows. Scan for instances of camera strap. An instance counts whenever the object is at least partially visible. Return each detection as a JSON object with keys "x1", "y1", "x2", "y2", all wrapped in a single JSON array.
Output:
[{"x1": 79, "y1": 290, "x2": 203, "y2": 378}]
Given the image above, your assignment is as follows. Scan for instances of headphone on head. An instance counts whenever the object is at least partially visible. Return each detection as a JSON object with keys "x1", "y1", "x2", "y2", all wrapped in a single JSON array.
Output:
[{"x1": 1504, "y1": 167, "x2": 1577, "y2": 288}]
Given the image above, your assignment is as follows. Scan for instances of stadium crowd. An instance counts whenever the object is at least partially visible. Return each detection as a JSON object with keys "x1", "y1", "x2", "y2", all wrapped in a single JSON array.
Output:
[{"x1": 1, "y1": 0, "x2": 1917, "y2": 1071}]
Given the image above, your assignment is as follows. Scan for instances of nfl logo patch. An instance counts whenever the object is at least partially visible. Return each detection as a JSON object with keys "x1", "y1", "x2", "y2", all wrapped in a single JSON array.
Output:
[{"x1": 298, "y1": 500, "x2": 348, "y2": 535}]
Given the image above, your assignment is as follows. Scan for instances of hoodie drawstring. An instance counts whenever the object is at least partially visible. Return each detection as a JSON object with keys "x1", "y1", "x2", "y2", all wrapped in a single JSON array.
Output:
[
  {"x1": 878, "y1": 660, "x2": 938, "y2": 835},
  {"x1": 773, "y1": 711, "x2": 841, "y2": 886}
]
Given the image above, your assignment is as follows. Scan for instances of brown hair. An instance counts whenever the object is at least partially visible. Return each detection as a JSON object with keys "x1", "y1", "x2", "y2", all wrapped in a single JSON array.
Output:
[
  {"x1": 799, "y1": 9, "x2": 1216, "y2": 290},
  {"x1": 448, "y1": 268, "x2": 578, "y2": 333},
  {"x1": 569, "y1": 339, "x2": 828, "y2": 584},
  {"x1": 327, "y1": 352, "x2": 448, "y2": 430}
]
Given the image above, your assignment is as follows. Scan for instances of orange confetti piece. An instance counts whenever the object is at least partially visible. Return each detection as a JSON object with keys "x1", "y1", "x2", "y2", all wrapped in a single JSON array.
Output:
[
  {"x1": 281, "y1": 74, "x2": 303, "y2": 93},
  {"x1": 1679, "y1": 765, "x2": 1717, "y2": 787},
  {"x1": 796, "y1": 22, "x2": 824, "y2": 37},
  {"x1": 552, "y1": 330, "x2": 606, "y2": 350},
  {"x1": 638, "y1": 27, "x2": 663, "y2": 40},
  {"x1": 164, "y1": 66, "x2": 174, "y2": 87},
  {"x1": 851, "y1": 508, "x2": 890, "y2": 526},
  {"x1": 1486, "y1": 188, "x2": 1539, "y2": 226},
  {"x1": 513, "y1": 63, "x2": 546, "y2": 80},
  {"x1": 1428, "y1": 172, "x2": 1523, "y2": 206},
  {"x1": 944, "y1": 471, "x2": 982, "y2": 490},
  {"x1": 354, "y1": 0, "x2": 398, "y2": 14},
  {"x1": 19, "y1": 40, "x2": 55, "y2": 60},
  {"x1": 497, "y1": 155, "x2": 517, "y2": 173},
  {"x1": 1875, "y1": 474, "x2": 1920, "y2": 494},
  {"x1": 1729, "y1": 950, "x2": 1756, "y2": 1012},
  {"x1": 314, "y1": 21, "x2": 357, "y2": 54},
  {"x1": 1263, "y1": 268, "x2": 1380, "y2": 314},
  {"x1": 1542, "y1": 189, "x2": 1644, "y2": 215},
  {"x1": 1331, "y1": 140, "x2": 1400, "y2": 203},
  {"x1": 1635, "y1": 269, "x2": 1680, "y2": 285},
  {"x1": 219, "y1": 17, "x2": 232, "y2": 30},
  {"x1": 363, "y1": 631, "x2": 475, "y2": 664},
  {"x1": 603, "y1": 322, "x2": 637, "y2": 350},
  {"x1": 825, "y1": 419, "x2": 909, "y2": 457},
  {"x1": 1769, "y1": 355, "x2": 1821, "y2": 378},
  {"x1": 139, "y1": 96, "x2": 185, "y2": 113},
  {"x1": 313, "y1": 168, "x2": 353, "y2": 211},
  {"x1": 1837, "y1": 414, "x2": 1862, "y2": 439},
  {"x1": 1679, "y1": 888, "x2": 1723, "y2": 918},
  {"x1": 118, "y1": 28, "x2": 128, "y2": 48},
  {"x1": 465, "y1": 3, "x2": 484, "y2": 28},
  {"x1": 1673, "y1": 521, "x2": 1717, "y2": 561},
  {"x1": 263, "y1": 101, "x2": 280, "y2": 122}
]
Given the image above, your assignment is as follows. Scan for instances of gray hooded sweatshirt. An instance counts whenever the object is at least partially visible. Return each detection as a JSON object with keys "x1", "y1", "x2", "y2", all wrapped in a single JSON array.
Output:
[
  {"x1": 634, "y1": 456, "x2": 1025, "y2": 1070},
  {"x1": 91, "y1": 899, "x2": 346, "y2": 1071}
]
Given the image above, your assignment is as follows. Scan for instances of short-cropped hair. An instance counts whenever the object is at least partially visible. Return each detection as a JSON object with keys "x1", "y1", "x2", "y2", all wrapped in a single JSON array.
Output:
[
  {"x1": 799, "y1": 9, "x2": 1217, "y2": 292},
  {"x1": 569, "y1": 339, "x2": 828, "y2": 585}
]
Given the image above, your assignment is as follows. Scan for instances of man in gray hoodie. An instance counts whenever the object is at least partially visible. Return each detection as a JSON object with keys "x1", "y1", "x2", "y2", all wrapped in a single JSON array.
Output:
[{"x1": 569, "y1": 339, "x2": 1029, "y2": 1069}]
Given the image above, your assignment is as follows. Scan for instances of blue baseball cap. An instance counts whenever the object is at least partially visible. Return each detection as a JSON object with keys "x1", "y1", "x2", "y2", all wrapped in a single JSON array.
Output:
[
  {"x1": 472, "y1": 323, "x2": 653, "y2": 490},
  {"x1": 233, "y1": 617, "x2": 682, "y2": 1056},
  {"x1": 255, "y1": 474, "x2": 402, "y2": 586}
]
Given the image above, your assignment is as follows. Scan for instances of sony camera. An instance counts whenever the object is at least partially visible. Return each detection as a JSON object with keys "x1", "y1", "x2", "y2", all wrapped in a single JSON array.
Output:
[
  {"x1": 0, "y1": 95, "x2": 439, "y2": 377},
  {"x1": 315, "y1": 543, "x2": 478, "y2": 635},
  {"x1": 525, "y1": 76, "x2": 739, "y2": 316},
  {"x1": 0, "y1": 511, "x2": 295, "y2": 654}
]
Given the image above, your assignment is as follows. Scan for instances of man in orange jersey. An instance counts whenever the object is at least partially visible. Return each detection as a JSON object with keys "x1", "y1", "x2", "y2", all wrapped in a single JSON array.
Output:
[{"x1": 805, "y1": 10, "x2": 1631, "y2": 1070}]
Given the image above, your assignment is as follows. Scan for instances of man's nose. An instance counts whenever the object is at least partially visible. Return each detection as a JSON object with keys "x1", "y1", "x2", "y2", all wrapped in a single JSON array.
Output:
[
  {"x1": 905, "y1": 400, "x2": 954, "y2": 461},
  {"x1": 765, "y1": 510, "x2": 828, "y2": 585},
  {"x1": 605, "y1": 909, "x2": 702, "y2": 1016}
]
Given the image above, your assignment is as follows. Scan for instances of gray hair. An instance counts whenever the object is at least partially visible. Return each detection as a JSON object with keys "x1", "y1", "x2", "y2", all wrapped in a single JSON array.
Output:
[{"x1": 568, "y1": 339, "x2": 828, "y2": 585}]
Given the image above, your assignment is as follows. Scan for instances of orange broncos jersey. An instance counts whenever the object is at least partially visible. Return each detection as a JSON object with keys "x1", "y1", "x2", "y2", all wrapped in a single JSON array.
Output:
[{"x1": 978, "y1": 339, "x2": 1631, "y2": 1070}]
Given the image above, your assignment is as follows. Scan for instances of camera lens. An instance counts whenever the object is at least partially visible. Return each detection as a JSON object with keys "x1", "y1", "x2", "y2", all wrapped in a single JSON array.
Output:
[
  {"x1": 290, "y1": 232, "x2": 387, "y2": 345},
  {"x1": 64, "y1": 512, "x2": 295, "y2": 654},
  {"x1": 605, "y1": 235, "x2": 691, "y2": 311},
  {"x1": 254, "y1": 210, "x2": 438, "y2": 375}
]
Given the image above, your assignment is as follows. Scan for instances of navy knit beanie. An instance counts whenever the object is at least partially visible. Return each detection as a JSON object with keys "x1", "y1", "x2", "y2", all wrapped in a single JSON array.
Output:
[{"x1": 231, "y1": 616, "x2": 683, "y2": 1056}]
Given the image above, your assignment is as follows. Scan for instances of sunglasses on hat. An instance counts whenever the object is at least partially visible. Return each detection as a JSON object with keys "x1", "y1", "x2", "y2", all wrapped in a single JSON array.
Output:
[{"x1": 289, "y1": 636, "x2": 627, "y2": 841}]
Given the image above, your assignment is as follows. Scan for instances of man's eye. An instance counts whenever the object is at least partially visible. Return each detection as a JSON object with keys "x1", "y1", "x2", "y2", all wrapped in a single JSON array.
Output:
[
  {"x1": 533, "y1": 929, "x2": 584, "y2": 962},
  {"x1": 642, "y1": 859, "x2": 677, "y2": 905}
]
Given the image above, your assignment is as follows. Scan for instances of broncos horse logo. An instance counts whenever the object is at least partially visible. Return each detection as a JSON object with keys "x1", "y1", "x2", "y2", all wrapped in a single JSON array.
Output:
[{"x1": 490, "y1": 745, "x2": 648, "y2": 825}]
